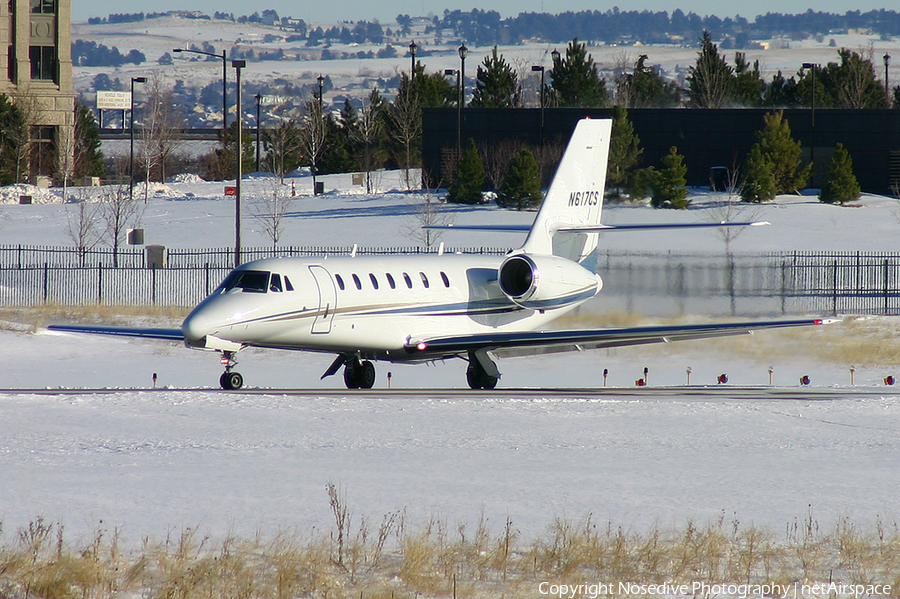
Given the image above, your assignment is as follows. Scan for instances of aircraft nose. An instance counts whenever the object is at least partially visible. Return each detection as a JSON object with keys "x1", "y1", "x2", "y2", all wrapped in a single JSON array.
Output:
[{"x1": 181, "y1": 307, "x2": 215, "y2": 344}]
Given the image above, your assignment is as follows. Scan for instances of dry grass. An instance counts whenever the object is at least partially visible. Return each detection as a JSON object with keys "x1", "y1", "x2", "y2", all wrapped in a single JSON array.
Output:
[
  {"x1": 0, "y1": 304, "x2": 189, "y2": 332},
  {"x1": 3, "y1": 501, "x2": 900, "y2": 599},
  {"x1": 556, "y1": 312, "x2": 900, "y2": 367}
]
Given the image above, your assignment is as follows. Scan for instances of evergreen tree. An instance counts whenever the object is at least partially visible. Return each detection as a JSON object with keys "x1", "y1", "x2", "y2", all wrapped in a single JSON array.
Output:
[
  {"x1": 319, "y1": 99, "x2": 360, "y2": 174},
  {"x1": 823, "y1": 48, "x2": 889, "y2": 109},
  {"x1": 752, "y1": 111, "x2": 811, "y2": 195},
  {"x1": 607, "y1": 105, "x2": 643, "y2": 199},
  {"x1": 0, "y1": 95, "x2": 24, "y2": 185},
  {"x1": 619, "y1": 54, "x2": 682, "y2": 108},
  {"x1": 762, "y1": 71, "x2": 800, "y2": 107},
  {"x1": 202, "y1": 121, "x2": 254, "y2": 181},
  {"x1": 733, "y1": 52, "x2": 764, "y2": 106},
  {"x1": 740, "y1": 144, "x2": 777, "y2": 202},
  {"x1": 687, "y1": 30, "x2": 734, "y2": 108},
  {"x1": 819, "y1": 143, "x2": 861, "y2": 204},
  {"x1": 651, "y1": 146, "x2": 690, "y2": 209},
  {"x1": 73, "y1": 102, "x2": 106, "y2": 178},
  {"x1": 496, "y1": 148, "x2": 542, "y2": 210},
  {"x1": 550, "y1": 38, "x2": 609, "y2": 108},
  {"x1": 447, "y1": 138, "x2": 485, "y2": 204},
  {"x1": 470, "y1": 46, "x2": 520, "y2": 108}
]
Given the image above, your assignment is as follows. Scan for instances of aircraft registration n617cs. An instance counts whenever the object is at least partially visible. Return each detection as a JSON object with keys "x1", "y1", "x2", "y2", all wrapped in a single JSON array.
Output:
[{"x1": 51, "y1": 118, "x2": 829, "y2": 389}]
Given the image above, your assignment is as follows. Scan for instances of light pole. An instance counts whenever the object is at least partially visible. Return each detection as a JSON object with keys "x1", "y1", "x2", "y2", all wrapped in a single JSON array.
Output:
[
  {"x1": 884, "y1": 52, "x2": 892, "y2": 106},
  {"x1": 255, "y1": 92, "x2": 262, "y2": 173},
  {"x1": 129, "y1": 76, "x2": 146, "y2": 200},
  {"x1": 457, "y1": 44, "x2": 468, "y2": 108},
  {"x1": 445, "y1": 68, "x2": 461, "y2": 159},
  {"x1": 802, "y1": 62, "x2": 818, "y2": 185},
  {"x1": 232, "y1": 59, "x2": 246, "y2": 268},
  {"x1": 531, "y1": 65, "x2": 545, "y2": 146},
  {"x1": 173, "y1": 48, "x2": 228, "y2": 136},
  {"x1": 409, "y1": 41, "x2": 417, "y2": 80}
]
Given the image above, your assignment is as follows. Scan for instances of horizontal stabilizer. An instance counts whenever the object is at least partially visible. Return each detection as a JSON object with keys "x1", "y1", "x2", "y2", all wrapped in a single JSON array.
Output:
[{"x1": 557, "y1": 221, "x2": 771, "y2": 233}]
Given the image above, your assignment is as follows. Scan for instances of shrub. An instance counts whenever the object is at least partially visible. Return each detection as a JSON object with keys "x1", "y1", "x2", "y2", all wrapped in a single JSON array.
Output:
[
  {"x1": 819, "y1": 143, "x2": 861, "y2": 204},
  {"x1": 496, "y1": 148, "x2": 542, "y2": 210}
]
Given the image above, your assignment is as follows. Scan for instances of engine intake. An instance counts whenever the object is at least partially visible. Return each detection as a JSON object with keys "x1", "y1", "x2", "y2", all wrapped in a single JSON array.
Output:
[{"x1": 498, "y1": 253, "x2": 601, "y2": 310}]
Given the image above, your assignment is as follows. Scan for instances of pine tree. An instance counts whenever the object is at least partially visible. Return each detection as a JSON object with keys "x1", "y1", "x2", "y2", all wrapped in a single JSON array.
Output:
[
  {"x1": 819, "y1": 143, "x2": 861, "y2": 204},
  {"x1": 753, "y1": 110, "x2": 811, "y2": 195},
  {"x1": 73, "y1": 102, "x2": 105, "y2": 178},
  {"x1": 447, "y1": 138, "x2": 485, "y2": 204},
  {"x1": 733, "y1": 52, "x2": 764, "y2": 106},
  {"x1": 607, "y1": 105, "x2": 643, "y2": 199},
  {"x1": 740, "y1": 145, "x2": 777, "y2": 203},
  {"x1": 550, "y1": 38, "x2": 609, "y2": 108},
  {"x1": 651, "y1": 146, "x2": 690, "y2": 209},
  {"x1": 470, "y1": 46, "x2": 520, "y2": 108},
  {"x1": 0, "y1": 95, "x2": 25, "y2": 185},
  {"x1": 496, "y1": 148, "x2": 542, "y2": 210},
  {"x1": 687, "y1": 30, "x2": 734, "y2": 108}
]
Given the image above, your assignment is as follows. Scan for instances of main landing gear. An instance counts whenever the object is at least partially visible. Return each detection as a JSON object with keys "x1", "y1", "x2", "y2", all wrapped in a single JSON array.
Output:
[
  {"x1": 343, "y1": 357, "x2": 376, "y2": 389},
  {"x1": 219, "y1": 351, "x2": 244, "y2": 390},
  {"x1": 466, "y1": 350, "x2": 499, "y2": 390}
]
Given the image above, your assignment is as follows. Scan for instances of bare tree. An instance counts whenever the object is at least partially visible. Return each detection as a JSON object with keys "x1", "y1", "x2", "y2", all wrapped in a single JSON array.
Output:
[
  {"x1": 387, "y1": 86, "x2": 422, "y2": 191},
  {"x1": 139, "y1": 72, "x2": 184, "y2": 188},
  {"x1": 263, "y1": 119, "x2": 303, "y2": 184},
  {"x1": 98, "y1": 185, "x2": 145, "y2": 267},
  {"x1": 9, "y1": 86, "x2": 44, "y2": 183},
  {"x1": 248, "y1": 180, "x2": 293, "y2": 253},
  {"x1": 64, "y1": 189, "x2": 102, "y2": 266},
  {"x1": 299, "y1": 99, "x2": 327, "y2": 195},
  {"x1": 351, "y1": 89, "x2": 385, "y2": 193},
  {"x1": 402, "y1": 188, "x2": 454, "y2": 248},
  {"x1": 480, "y1": 138, "x2": 524, "y2": 191},
  {"x1": 55, "y1": 118, "x2": 75, "y2": 197}
]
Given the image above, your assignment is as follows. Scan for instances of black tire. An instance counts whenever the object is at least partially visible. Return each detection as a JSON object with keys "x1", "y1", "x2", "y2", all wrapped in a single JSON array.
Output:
[
  {"x1": 466, "y1": 367, "x2": 481, "y2": 390},
  {"x1": 223, "y1": 371, "x2": 243, "y2": 390},
  {"x1": 359, "y1": 360, "x2": 376, "y2": 389},
  {"x1": 343, "y1": 363, "x2": 360, "y2": 389},
  {"x1": 467, "y1": 364, "x2": 498, "y2": 390}
]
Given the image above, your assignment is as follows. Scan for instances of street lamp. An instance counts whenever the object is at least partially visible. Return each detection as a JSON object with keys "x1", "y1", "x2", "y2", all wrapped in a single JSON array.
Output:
[
  {"x1": 255, "y1": 92, "x2": 262, "y2": 173},
  {"x1": 531, "y1": 65, "x2": 545, "y2": 146},
  {"x1": 232, "y1": 59, "x2": 246, "y2": 268},
  {"x1": 884, "y1": 52, "x2": 892, "y2": 106},
  {"x1": 409, "y1": 41, "x2": 417, "y2": 80},
  {"x1": 173, "y1": 48, "x2": 228, "y2": 135},
  {"x1": 445, "y1": 68, "x2": 461, "y2": 159},
  {"x1": 802, "y1": 62, "x2": 818, "y2": 185},
  {"x1": 129, "y1": 76, "x2": 146, "y2": 201},
  {"x1": 458, "y1": 44, "x2": 468, "y2": 107}
]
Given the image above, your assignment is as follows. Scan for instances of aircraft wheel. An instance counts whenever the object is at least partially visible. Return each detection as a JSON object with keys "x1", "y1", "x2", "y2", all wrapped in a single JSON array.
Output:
[
  {"x1": 467, "y1": 363, "x2": 498, "y2": 390},
  {"x1": 221, "y1": 371, "x2": 243, "y2": 390},
  {"x1": 359, "y1": 360, "x2": 376, "y2": 389},
  {"x1": 343, "y1": 362, "x2": 361, "y2": 389}
]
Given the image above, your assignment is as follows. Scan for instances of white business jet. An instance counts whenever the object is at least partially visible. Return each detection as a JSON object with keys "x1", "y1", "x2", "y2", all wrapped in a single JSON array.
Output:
[{"x1": 51, "y1": 118, "x2": 826, "y2": 389}]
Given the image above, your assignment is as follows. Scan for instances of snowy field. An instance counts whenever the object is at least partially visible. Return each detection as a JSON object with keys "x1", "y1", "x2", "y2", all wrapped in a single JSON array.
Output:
[{"x1": 3, "y1": 171, "x2": 900, "y2": 549}]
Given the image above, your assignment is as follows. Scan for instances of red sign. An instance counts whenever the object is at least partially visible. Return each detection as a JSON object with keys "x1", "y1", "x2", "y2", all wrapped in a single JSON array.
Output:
[{"x1": 224, "y1": 186, "x2": 237, "y2": 196}]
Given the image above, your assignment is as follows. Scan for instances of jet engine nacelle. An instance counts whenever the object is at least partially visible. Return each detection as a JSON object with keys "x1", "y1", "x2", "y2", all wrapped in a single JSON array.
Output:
[{"x1": 498, "y1": 253, "x2": 602, "y2": 310}]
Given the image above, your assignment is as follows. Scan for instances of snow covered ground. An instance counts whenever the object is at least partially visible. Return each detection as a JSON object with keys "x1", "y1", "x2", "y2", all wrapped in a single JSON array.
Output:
[{"x1": 2, "y1": 171, "x2": 900, "y2": 548}]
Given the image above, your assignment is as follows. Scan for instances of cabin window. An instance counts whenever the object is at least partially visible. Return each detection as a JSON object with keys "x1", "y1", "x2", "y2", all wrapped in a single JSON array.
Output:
[
  {"x1": 218, "y1": 270, "x2": 269, "y2": 293},
  {"x1": 420, "y1": 272, "x2": 429, "y2": 288},
  {"x1": 386, "y1": 273, "x2": 396, "y2": 289},
  {"x1": 284, "y1": 276, "x2": 294, "y2": 291},
  {"x1": 269, "y1": 273, "x2": 283, "y2": 292},
  {"x1": 440, "y1": 271, "x2": 450, "y2": 287},
  {"x1": 335, "y1": 274, "x2": 345, "y2": 291},
  {"x1": 369, "y1": 273, "x2": 379, "y2": 289},
  {"x1": 402, "y1": 272, "x2": 413, "y2": 288},
  {"x1": 352, "y1": 274, "x2": 362, "y2": 290}
]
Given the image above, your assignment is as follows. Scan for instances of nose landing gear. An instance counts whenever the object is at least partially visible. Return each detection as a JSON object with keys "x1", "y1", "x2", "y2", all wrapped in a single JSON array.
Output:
[{"x1": 219, "y1": 351, "x2": 244, "y2": 390}]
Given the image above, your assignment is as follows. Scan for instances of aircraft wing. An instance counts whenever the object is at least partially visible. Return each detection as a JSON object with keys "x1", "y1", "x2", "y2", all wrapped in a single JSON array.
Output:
[
  {"x1": 48, "y1": 324, "x2": 185, "y2": 341},
  {"x1": 405, "y1": 318, "x2": 832, "y2": 359}
]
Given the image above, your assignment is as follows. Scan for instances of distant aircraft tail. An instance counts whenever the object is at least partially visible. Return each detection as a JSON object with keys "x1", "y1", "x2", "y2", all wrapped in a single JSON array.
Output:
[{"x1": 519, "y1": 118, "x2": 611, "y2": 263}]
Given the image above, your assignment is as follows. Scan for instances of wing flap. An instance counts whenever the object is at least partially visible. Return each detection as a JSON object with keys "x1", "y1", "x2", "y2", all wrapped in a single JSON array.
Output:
[{"x1": 405, "y1": 318, "x2": 831, "y2": 358}]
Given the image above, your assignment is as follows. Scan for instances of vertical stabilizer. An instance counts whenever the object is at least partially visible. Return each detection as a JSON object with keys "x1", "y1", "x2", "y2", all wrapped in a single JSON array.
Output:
[{"x1": 519, "y1": 118, "x2": 611, "y2": 262}]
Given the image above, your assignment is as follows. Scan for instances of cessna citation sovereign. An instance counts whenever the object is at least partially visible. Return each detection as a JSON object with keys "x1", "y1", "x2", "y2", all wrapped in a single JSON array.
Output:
[{"x1": 51, "y1": 118, "x2": 827, "y2": 389}]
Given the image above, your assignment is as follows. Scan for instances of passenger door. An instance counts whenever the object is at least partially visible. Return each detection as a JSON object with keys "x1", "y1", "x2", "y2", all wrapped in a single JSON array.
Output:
[{"x1": 309, "y1": 265, "x2": 337, "y2": 334}]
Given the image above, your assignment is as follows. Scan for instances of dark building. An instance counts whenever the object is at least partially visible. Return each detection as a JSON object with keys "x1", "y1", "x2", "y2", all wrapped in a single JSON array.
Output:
[{"x1": 423, "y1": 108, "x2": 900, "y2": 194}]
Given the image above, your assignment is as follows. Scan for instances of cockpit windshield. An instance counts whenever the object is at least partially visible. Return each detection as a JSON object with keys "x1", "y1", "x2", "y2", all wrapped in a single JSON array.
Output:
[{"x1": 217, "y1": 270, "x2": 271, "y2": 293}]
